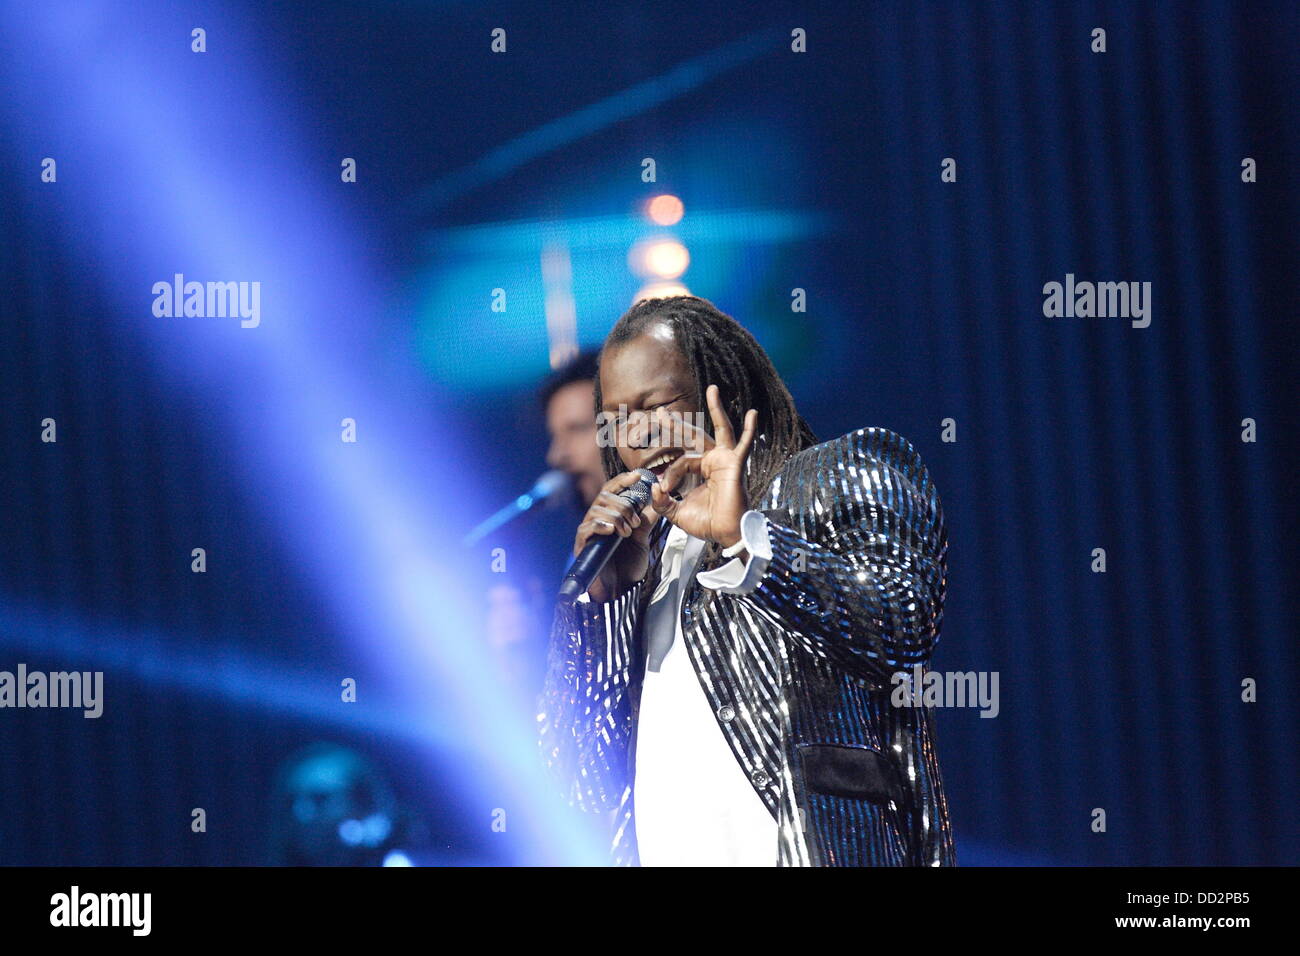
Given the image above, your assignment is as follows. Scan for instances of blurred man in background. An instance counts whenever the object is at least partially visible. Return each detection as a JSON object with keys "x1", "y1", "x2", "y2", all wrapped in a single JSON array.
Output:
[
  {"x1": 484, "y1": 350, "x2": 607, "y2": 704},
  {"x1": 539, "y1": 350, "x2": 605, "y2": 509}
]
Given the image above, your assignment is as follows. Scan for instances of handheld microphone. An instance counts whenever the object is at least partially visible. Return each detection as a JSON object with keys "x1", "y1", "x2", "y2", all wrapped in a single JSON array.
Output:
[
  {"x1": 462, "y1": 470, "x2": 572, "y2": 546},
  {"x1": 558, "y1": 468, "x2": 656, "y2": 602}
]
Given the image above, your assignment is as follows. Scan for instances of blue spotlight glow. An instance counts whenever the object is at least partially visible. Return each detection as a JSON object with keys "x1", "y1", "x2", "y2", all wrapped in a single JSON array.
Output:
[{"x1": 0, "y1": 0, "x2": 606, "y2": 865}]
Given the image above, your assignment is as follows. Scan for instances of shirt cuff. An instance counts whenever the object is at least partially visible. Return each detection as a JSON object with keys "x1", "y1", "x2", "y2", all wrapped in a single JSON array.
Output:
[{"x1": 696, "y1": 510, "x2": 772, "y2": 595}]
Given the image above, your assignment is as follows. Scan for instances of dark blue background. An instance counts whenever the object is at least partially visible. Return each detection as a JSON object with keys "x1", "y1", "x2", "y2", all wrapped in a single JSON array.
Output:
[{"x1": 0, "y1": 0, "x2": 1295, "y2": 865}]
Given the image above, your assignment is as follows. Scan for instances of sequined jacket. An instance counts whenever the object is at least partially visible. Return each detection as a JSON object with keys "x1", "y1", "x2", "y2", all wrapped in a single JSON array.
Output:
[{"x1": 537, "y1": 427, "x2": 955, "y2": 866}]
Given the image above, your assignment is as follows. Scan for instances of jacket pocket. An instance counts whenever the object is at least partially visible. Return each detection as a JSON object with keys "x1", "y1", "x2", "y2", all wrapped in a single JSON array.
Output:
[{"x1": 797, "y1": 743, "x2": 905, "y2": 807}]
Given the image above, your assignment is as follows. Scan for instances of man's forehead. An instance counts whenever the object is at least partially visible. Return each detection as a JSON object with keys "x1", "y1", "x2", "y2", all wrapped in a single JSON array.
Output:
[{"x1": 600, "y1": 338, "x2": 689, "y2": 405}]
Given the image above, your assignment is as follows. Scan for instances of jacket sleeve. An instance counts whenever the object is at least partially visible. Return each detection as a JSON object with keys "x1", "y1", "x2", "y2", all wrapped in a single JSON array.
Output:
[
  {"x1": 536, "y1": 581, "x2": 644, "y2": 813},
  {"x1": 720, "y1": 428, "x2": 948, "y2": 684}
]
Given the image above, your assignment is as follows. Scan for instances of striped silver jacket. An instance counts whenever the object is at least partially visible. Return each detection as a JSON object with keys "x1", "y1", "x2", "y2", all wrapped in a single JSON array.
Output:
[{"x1": 537, "y1": 427, "x2": 955, "y2": 866}]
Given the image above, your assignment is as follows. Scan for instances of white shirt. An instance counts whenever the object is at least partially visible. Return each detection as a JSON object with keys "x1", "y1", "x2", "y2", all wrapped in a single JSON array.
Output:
[{"x1": 631, "y1": 512, "x2": 777, "y2": 866}]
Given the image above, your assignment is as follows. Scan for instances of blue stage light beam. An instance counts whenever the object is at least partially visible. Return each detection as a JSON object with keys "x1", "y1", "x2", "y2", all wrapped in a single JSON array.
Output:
[
  {"x1": 0, "y1": 597, "x2": 473, "y2": 756},
  {"x1": 0, "y1": 0, "x2": 606, "y2": 865}
]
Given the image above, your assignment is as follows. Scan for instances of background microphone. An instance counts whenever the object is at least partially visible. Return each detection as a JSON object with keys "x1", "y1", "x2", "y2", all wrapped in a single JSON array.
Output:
[
  {"x1": 462, "y1": 470, "x2": 572, "y2": 546},
  {"x1": 558, "y1": 468, "x2": 656, "y2": 602}
]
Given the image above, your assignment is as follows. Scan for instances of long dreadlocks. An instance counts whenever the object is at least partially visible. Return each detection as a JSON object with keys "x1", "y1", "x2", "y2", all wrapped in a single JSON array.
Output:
[{"x1": 593, "y1": 295, "x2": 818, "y2": 579}]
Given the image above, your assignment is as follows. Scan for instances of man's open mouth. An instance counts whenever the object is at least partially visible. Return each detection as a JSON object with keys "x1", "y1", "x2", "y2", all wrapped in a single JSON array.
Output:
[{"x1": 642, "y1": 449, "x2": 684, "y2": 475}]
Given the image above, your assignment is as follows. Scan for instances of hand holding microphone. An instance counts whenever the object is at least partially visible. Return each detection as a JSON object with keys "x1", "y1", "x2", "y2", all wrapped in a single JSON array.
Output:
[{"x1": 559, "y1": 468, "x2": 658, "y2": 603}]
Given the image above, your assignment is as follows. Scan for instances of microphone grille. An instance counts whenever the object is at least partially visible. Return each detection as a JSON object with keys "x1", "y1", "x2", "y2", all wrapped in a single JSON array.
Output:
[{"x1": 623, "y1": 468, "x2": 657, "y2": 507}]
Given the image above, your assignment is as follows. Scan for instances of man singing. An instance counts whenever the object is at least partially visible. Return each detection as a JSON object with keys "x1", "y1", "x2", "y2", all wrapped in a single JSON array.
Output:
[{"x1": 537, "y1": 295, "x2": 955, "y2": 866}]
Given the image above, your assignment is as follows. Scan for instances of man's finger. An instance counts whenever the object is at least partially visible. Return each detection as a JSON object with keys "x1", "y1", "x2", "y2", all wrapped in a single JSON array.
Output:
[
  {"x1": 591, "y1": 506, "x2": 633, "y2": 536},
  {"x1": 603, "y1": 470, "x2": 647, "y2": 495},
  {"x1": 656, "y1": 451, "x2": 701, "y2": 497},
  {"x1": 705, "y1": 384, "x2": 735, "y2": 448},
  {"x1": 650, "y1": 482, "x2": 679, "y2": 521},
  {"x1": 656, "y1": 406, "x2": 713, "y2": 455},
  {"x1": 733, "y1": 408, "x2": 759, "y2": 462},
  {"x1": 595, "y1": 489, "x2": 642, "y2": 527}
]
